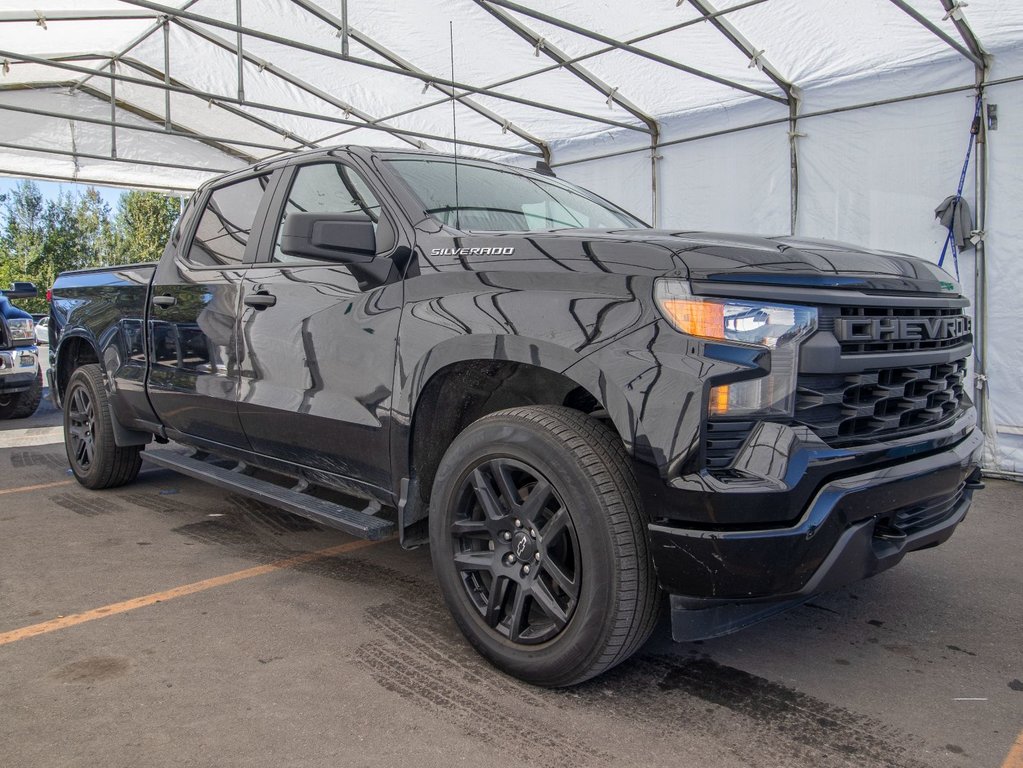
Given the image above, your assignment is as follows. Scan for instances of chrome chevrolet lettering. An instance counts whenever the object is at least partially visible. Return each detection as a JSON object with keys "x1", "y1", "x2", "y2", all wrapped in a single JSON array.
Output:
[{"x1": 430, "y1": 247, "x2": 515, "y2": 256}]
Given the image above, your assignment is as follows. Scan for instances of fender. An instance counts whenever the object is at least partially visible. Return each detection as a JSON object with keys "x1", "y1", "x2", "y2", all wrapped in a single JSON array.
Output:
[
  {"x1": 392, "y1": 333, "x2": 643, "y2": 486},
  {"x1": 52, "y1": 328, "x2": 153, "y2": 448}
]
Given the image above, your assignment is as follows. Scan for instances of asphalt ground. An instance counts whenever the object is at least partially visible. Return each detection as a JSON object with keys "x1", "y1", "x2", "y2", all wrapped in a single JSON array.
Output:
[{"x1": 1, "y1": 350, "x2": 1020, "y2": 768}]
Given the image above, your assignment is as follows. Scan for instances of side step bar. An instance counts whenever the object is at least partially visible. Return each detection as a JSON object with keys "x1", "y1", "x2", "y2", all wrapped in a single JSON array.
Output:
[{"x1": 142, "y1": 449, "x2": 394, "y2": 541}]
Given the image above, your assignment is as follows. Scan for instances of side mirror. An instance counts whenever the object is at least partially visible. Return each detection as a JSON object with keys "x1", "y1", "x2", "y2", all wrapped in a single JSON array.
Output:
[
  {"x1": 280, "y1": 213, "x2": 376, "y2": 263},
  {"x1": 1, "y1": 282, "x2": 38, "y2": 299}
]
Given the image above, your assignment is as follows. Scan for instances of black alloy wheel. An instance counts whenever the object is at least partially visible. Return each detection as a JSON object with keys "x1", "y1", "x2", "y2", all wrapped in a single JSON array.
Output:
[
  {"x1": 430, "y1": 405, "x2": 659, "y2": 687},
  {"x1": 63, "y1": 364, "x2": 142, "y2": 489},
  {"x1": 451, "y1": 457, "x2": 581, "y2": 644},
  {"x1": 66, "y1": 382, "x2": 97, "y2": 471}
]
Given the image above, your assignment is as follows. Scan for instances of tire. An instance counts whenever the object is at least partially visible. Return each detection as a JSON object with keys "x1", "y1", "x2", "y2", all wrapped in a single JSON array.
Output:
[
  {"x1": 0, "y1": 366, "x2": 42, "y2": 419},
  {"x1": 429, "y1": 405, "x2": 659, "y2": 687},
  {"x1": 63, "y1": 364, "x2": 142, "y2": 489}
]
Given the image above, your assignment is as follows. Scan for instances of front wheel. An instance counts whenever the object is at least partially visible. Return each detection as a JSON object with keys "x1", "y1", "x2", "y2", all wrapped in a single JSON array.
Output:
[
  {"x1": 0, "y1": 367, "x2": 42, "y2": 419},
  {"x1": 429, "y1": 405, "x2": 659, "y2": 687},
  {"x1": 63, "y1": 364, "x2": 142, "y2": 489}
]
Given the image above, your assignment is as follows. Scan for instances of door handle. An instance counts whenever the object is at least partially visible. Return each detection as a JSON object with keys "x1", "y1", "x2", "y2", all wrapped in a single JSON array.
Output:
[
  {"x1": 152, "y1": 294, "x2": 177, "y2": 308},
  {"x1": 244, "y1": 292, "x2": 277, "y2": 309}
]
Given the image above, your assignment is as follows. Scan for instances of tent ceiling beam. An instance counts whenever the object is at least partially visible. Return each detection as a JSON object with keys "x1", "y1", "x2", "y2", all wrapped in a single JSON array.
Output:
[
  {"x1": 0, "y1": 100, "x2": 292, "y2": 156},
  {"x1": 0, "y1": 49, "x2": 541, "y2": 157},
  {"x1": 0, "y1": 11, "x2": 161, "y2": 23},
  {"x1": 74, "y1": 81, "x2": 259, "y2": 162},
  {"x1": 174, "y1": 18, "x2": 431, "y2": 152},
  {"x1": 0, "y1": 139, "x2": 234, "y2": 175},
  {"x1": 686, "y1": 0, "x2": 793, "y2": 97},
  {"x1": 684, "y1": 0, "x2": 797, "y2": 233},
  {"x1": 886, "y1": 0, "x2": 984, "y2": 67},
  {"x1": 939, "y1": 0, "x2": 986, "y2": 61},
  {"x1": 118, "y1": 0, "x2": 644, "y2": 135},
  {"x1": 551, "y1": 73, "x2": 1023, "y2": 168},
  {"x1": 474, "y1": 0, "x2": 658, "y2": 135},
  {"x1": 0, "y1": 80, "x2": 76, "y2": 92},
  {"x1": 71, "y1": 0, "x2": 202, "y2": 93},
  {"x1": 118, "y1": 57, "x2": 319, "y2": 151},
  {"x1": 478, "y1": 0, "x2": 788, "y2": 106},
  {"x1": 0, "y1": 167, "x2": 194, "y2": 193},
  {"x1": 287, "y1": 0, "x2": 551, "y2": 162},
  {"x1": 306, "y1": 0, "x2": 772, "y2": 150}
]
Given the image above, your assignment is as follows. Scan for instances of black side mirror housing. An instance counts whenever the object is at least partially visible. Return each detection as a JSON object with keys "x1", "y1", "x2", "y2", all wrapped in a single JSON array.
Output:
[
  {"x1": 1, "y1": 282, "x2": 38, "y2": 299},
  {"x1": 280, "y1": 213, "x2": 377, "y2": 263}
]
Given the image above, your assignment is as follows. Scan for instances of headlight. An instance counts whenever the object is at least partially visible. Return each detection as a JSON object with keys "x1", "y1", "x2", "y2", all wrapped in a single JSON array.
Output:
[
  {"x1": 654, "y1": 280, "x2": 817, "y2": 417},
  {"x1": 6, "y1": 318, "x2": 34, "y2": 342}
]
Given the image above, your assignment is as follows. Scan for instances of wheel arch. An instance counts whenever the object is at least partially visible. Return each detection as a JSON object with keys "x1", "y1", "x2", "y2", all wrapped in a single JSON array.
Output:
[
  {"x1": 53, "y1": 330, "x2": 102, "y2": 406},
  {"x1": 396, "y1": 335, "x2": 642, "y2": 539}
]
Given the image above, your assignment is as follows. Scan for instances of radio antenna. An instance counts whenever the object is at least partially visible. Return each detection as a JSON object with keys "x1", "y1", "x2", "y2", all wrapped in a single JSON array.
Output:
[{"x1": 449, "y1": 20, "x2": 461, "y2": 231}]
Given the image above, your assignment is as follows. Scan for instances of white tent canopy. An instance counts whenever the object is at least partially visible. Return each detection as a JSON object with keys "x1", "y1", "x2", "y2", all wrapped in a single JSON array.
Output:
[{"x1": 1, "y1": 0, "x2": 1022, "y2": 473}]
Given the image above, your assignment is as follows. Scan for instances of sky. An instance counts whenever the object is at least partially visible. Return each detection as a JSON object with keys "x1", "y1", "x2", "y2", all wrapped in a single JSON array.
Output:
[{"x1": 0, "y1": 177, "x2": 125, "y2": 211}]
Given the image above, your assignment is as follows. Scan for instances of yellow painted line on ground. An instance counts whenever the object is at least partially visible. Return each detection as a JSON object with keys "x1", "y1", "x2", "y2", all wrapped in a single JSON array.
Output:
[
  {"x1": 0, "y1": 479, "x2": 75, "y2": 496},
  {"x1": 1003, "y1": 729, "x2": 1023, "y2": 768},
  {"x1": 0, "y1": 538, "x2": 388, "y2": 647}
]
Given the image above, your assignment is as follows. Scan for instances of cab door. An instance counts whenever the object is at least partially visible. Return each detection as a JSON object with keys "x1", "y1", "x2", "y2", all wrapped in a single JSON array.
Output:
[
  {"x1": 235, "y1": 158, "x2": 404, "y2": 493},
  {"x1": 147, "y1": 171, "x2": 278, "y2": 448}
]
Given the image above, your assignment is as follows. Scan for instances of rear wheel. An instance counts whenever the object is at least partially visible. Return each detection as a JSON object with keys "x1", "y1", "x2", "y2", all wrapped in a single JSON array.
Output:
[
  {"x1": 63, "y1": 364, "x2": 142, "y2": 489},
  {"x1": 0, "y1": 367, "x2": 42, "y2": 419},
  {"x1": 429, "y1": 405, "x2": 659, "y2": 687}
]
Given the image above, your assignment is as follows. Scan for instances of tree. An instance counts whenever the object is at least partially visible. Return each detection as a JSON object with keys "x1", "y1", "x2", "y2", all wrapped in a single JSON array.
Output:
[
  {"x1": 0, "y1": 181, "x2": 48, "y2": 314},
  {"x1": 0, "y1": 181, "x2": 180, "y2": 314},
  {"x1": 112, "y1": 190, "x2": 179, "y2": 265},
  {"x1": 75, "y1": 188, "x2": 116, "y2": 268}
]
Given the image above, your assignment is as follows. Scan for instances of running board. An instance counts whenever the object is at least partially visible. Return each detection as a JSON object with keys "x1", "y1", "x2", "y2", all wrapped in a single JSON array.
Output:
[{"x1": 142, "y1": 449, "x2": 394, "y2": 540}]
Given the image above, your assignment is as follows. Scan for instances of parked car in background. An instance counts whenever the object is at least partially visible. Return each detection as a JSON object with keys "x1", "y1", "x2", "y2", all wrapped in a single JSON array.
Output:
[
  {"x1": 0, "y1": 282, "x2": 42, "y2": 419},
  {"x1": 34, "y1": 316, "x2": 49, "y2": 345}
]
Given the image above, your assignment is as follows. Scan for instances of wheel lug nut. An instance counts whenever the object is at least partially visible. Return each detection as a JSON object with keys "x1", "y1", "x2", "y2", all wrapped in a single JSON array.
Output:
[
  {"x1": 534, "y1": 552, "x2": 540, "y2": 561},
  {"x1": 529, "y1": 528, "x2": 537, "y2": 539},
  {"x1": 513, "y1": 518, "x2": 522, "y2": 528},
  {"x1": 504, "y1": 553, "x2": 516, "y2": 565},
  {"x1": 502, "y1": 531, "x2": 512, "y2": 541},
  {"x1": 522, "y1": 564, "x2": 531, "y2": 574}
]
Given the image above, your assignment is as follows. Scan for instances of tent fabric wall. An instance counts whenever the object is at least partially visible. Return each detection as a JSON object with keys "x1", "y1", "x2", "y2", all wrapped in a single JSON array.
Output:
[{"x1": 1, "y1": 1, "x2": 1022, "y2": 472}]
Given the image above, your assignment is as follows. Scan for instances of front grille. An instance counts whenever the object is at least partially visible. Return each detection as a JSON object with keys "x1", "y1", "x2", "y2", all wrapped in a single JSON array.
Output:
[
  {"x1": 704, "y1": 359, "x2": 968, "y2": 473},
  {"x1": 703, "y1": 298, "x2": 971, "y2": 473},
  {"x1": 820, "y1": 305, "x2": 970, "y2": 355},
  {"x1": 794, "y1": 359, "x2": 967, "y2": 443}
]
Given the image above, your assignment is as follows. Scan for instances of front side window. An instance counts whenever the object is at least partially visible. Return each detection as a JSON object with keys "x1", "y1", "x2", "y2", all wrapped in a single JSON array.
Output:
[
  {"x1": 273, "y1": 162, "x2": 387, "y2": 263},
  {"x1": 187, "y1": 175, "x2": 271, "y2": 266},
  {"x1": 386, "y1": 158, "x2": 645, "y2": 232}
]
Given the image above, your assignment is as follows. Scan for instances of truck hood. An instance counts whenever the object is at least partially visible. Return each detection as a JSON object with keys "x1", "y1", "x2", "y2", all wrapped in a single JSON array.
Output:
[{"x1": 435, "y1": 228, "x2": 960, "y2": 295}]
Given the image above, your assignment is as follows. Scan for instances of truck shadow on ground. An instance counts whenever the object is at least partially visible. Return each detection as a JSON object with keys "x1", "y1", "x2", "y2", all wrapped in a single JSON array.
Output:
[
  {"x1": 156, "y1": 495, "x2": 940, "y2": 768},
  {"x1": 27, "y1": 459, "x2": 960, "y2": 768}
]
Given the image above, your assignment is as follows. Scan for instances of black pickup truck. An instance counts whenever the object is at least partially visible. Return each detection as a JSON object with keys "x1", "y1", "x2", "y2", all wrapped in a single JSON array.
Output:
[
  {"x1": 50, "y1": 146, "x2": 983, "y2": 686},
  {"x1": 1, "y1": 282, "x2": 43, "y2": 420}
]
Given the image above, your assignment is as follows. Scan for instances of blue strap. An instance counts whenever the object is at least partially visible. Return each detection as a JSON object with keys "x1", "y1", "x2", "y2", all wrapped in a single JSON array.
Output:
[{"x1": 938, "y1": 94, "x2": 983, "y2": 280}]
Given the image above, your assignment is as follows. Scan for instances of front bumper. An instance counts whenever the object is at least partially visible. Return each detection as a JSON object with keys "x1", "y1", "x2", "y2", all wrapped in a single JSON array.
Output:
[
  {"x1": 0, "y1": 347, "x2": 39, "y2": 393},
  {"x1": 650, "y1": 423, "x2": 983, "y2": 638}
]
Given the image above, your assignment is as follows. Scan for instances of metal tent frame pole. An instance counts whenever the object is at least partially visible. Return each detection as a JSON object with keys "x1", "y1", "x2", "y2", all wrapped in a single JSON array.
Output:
[
  {"x1": 475, "y1": 0, "x2": 662, "y2": 223},
  {"x1": 117, "y1": 0, "x2": 646, "y2": 136},
  {"x1": 936, "y1": 0, "x2": 991, "y2": 448},
  {"x1": 0, "y1": 49, "x2": 543, "y2": 157}
]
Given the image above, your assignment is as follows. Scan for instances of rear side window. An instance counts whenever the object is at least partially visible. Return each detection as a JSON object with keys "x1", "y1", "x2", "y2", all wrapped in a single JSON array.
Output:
[{"x1": 187, "y1": 174, "x2": 271, "y2": 266}]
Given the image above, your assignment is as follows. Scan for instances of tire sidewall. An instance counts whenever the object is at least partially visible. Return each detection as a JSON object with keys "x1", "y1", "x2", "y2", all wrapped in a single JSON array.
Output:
[{"x1": 430, "y1": 415, "x2": 624, "y2": 685}]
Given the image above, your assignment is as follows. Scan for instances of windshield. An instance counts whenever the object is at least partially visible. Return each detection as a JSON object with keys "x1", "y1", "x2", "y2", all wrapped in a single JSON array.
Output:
[{"x1": 386, "y1": 157, "x2": 646, "y2": 232}]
